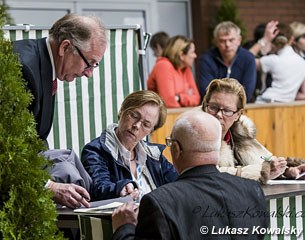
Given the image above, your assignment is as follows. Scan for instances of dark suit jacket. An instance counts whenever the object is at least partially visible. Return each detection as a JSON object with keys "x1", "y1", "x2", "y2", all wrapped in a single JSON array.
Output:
[
  {"x1": 113, "y1": 165, "x2": 269, "y2": 240},
  {"x1": 13, "y1": 38, "x2": 54, "y2": 141}
]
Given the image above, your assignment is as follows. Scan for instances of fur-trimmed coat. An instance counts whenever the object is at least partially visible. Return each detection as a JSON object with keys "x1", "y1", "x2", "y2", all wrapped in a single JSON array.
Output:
[
  {"x1": 218, "y1": 115, "x2": 305, "y2": 184},
  {"x1": 218, "y1": 115, "x2": 271, "y2": 183}
]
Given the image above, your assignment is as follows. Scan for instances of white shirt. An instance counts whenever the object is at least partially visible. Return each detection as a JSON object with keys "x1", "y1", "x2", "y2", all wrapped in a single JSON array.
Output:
[
  {"x1": 106, "y1": 124, "x2": 154, "y2": 196},
  {"x1": 46, "y1": 37, "x2": 56, "y2": 80},
  {"x1": 258, "y1": 45, "x2": 305, "y2": 102}
]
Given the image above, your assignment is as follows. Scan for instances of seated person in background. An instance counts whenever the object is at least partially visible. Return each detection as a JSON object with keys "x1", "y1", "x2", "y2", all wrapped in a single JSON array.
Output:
[
  {"x1": 112, "y1": 110, "x2": 269, "y2": 240},
  {"x1": 147, "y1": 35, "x2": 201, "y2": 108},
  {"x1": 244, "y1": 23, "x2": 273, "y2": 101},
  {"x1": 198, "y1": 21, "x2": 256, "y2": 102},
  {"x1": 251, "y1": 21, "x2": 305, "y2": 103},
  {"x1": 202, "y1": 78, "x2": 305, "y2": 183},
  {"x1": 290, "y1": 21, "x2": 305, "y2": 100},
  {"x1": 244, "y1": 23, "x2": 267, "y2": 52},
  {"x1": 290, "y1": 21, "x2": 305, "y2": 59},
  {"x1": 81, "y1": 90, "x2": 178, "y2": 200},
  {"x1": 149, "y1": 31, "x2": 170, "y2": 58},
  {"x1": 248, "y1": 21, "x2": 277, "y2": 57}
]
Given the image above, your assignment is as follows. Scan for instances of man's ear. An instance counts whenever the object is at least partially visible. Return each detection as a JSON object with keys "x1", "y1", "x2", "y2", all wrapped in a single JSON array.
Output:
[
  {"x1": 58, "y1": 39, "x2": 71, "y2": 56},
  {"x1": 237, "y1": 35, "x2": 242, "y2": 46},
  {"x1": 172, "y1": 141, "x2": 181, "y2": 159}
]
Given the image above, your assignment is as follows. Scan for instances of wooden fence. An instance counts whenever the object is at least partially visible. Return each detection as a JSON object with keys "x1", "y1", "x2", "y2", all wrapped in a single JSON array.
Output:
[{"x1": 151, "y1": 101, "x2": 305, "y2": 162}]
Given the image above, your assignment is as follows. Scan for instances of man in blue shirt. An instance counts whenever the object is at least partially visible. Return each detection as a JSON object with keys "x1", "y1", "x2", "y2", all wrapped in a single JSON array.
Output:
[{"x1": 198, "y1": 21, "x2": 256, "y2": 102}]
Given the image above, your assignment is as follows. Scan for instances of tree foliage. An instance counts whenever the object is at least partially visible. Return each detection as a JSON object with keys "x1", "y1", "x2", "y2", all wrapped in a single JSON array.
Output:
[
  {"x1": 0, "y1": 5, "x2": 64, "y2": 240},
  {"x1": 216, "y1": 0, "x2": 247, "y2": 44},
  {"x1": 0, "y1": 0, "x2": 14, "y2": 24}
]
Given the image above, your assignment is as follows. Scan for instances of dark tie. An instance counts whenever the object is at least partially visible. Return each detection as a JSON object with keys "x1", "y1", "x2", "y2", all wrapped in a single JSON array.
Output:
[{"x1": 52, "y1": 79, "x2": 57, "y2": 96}]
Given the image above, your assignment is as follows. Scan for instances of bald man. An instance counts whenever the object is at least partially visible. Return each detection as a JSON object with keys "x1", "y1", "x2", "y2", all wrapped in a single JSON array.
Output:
[{"x1": 112, "y1": 111, "x2": 269, "y2": 240}]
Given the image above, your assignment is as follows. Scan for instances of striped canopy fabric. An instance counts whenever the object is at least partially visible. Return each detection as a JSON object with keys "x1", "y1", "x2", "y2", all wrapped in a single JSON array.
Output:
[
  {"x1": 78, "y1": 215, "x2": 112, "y2": 240},
  {"x1": 3, "y1": 25, "x2": 144, "y2": 157}
]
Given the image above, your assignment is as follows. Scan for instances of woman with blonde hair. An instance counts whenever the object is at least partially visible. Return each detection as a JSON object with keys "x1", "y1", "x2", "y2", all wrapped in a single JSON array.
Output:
[
  {"x1": 81, "y1": 90, "x2": 178, "y2": 200},
  {"x1": 290, "y1": 21, "x2": 305, "y2": 59},
  {"x1": 290, "y1": 21, "x2": 305, "y2": 100},
  {"x1": 147, "y1": 35, "x2": 201, "y2": 108},
  {"x1": 251, "y1": 21, "x2": 305, "y2": 103},
  {"x1": 202, "y1": 78, "x2": 305, "y2": 183}
]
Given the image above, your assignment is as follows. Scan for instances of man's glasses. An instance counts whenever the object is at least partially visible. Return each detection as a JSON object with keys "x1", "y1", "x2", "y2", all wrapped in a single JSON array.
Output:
[
  {"x1": 165, "y1": 136, "x2": 183, "y2": 151},
  {"x1": 73, "y1": 45, "x2": 99, "y2": 70},
  {"x1": 126, "y1": 110, "x2": 153, "y2": 132},
  {"x1": 206, "y1": 104, "x2": 239, "y2": 117}
]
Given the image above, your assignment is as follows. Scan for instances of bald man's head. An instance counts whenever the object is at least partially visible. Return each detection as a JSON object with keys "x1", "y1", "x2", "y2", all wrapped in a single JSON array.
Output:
[{"x1": 170, "y1": 110, "x2": 222, "y2": 172}]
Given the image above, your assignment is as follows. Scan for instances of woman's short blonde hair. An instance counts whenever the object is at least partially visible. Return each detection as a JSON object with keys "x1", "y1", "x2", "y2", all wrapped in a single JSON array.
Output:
[
  {"x1": 162, "y1": 35, "x2": 194, "y2": 69},
  {"x1": 202, "y1": 78, "x2": 246, "y2": 110},
  {"x1": 118, "y1": 90, "x2": 167, "y2": 131},
  {"x1": 290, "y1": 21, "x2": 305, "y2": 40}
]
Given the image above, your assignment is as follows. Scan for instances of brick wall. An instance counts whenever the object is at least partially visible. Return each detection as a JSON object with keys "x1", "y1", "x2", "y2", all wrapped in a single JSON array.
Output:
[{"x1": 192, "y1": 0, "x2": 305, "y2": 55}]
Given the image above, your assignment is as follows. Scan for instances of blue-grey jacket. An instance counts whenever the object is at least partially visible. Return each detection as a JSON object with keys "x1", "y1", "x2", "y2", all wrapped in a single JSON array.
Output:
[
  {"x1": 81, "y1": 127, "x2": 178, "y2": 201},
  {"x1": 198, "y1": 47, "x2": 256, "y2": 102}
]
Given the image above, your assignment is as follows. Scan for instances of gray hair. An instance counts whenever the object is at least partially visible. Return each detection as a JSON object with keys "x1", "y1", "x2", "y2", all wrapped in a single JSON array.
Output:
[
  {"x1": 172, "y1": 111, "x2": 221, "y2": 152},
  {"x1": 213, "y1": 21, "x2": 241, "y2": 39},
  {"x1": 49, "y1": 13, "x2": 108, "y2": 52}
]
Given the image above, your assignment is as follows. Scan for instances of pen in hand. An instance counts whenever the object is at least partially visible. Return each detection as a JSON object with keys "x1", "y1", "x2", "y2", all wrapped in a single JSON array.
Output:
[{"x1": 260, "y1": 155, "x2": 273, "y2": 161}]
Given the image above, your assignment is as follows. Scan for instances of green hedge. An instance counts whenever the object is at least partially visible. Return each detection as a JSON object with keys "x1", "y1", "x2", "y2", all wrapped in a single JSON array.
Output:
[{"x1": 0, "y1": 6, "x2": 64, "y2": 240}]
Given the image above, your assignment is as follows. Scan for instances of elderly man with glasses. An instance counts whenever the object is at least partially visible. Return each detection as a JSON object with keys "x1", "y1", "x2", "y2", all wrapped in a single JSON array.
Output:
[
  {"x1": 111, "y1": 110, "x2": 269, "y2": 240},
  {"x1": 13, "y1": 13, "x2": 107, "y2": 209}
]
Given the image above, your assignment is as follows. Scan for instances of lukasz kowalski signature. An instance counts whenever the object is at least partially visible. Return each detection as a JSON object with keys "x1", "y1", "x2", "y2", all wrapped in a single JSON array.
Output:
[
  {"x1": 192, "y1": 205, "x2": 268, "y2": 218},
  {"x1": 192, "y1": 205, "x2": 305, "y2": 219}
]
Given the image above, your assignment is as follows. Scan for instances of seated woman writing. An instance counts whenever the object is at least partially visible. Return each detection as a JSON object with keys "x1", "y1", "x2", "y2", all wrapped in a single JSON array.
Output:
[
  {"x1": 202, "y1": 78, "x2": 305, "y2": 183},
  {"x1": 81, "y1": 90, "x2": 178, "y2": 200}
]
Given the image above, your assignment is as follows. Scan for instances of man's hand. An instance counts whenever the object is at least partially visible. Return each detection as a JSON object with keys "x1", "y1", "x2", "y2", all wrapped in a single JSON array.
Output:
[
  {"x1": 112, "y1": 202, "x2": 139, "y2": 232},
  {"x1": 47, "y1": 181, "x2": 90, "y2": 209}
]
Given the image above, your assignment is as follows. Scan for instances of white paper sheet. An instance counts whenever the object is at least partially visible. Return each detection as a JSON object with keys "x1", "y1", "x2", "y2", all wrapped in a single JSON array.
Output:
[
  {"x1": 74, "y1": 201, "x2": 124, "y2": 214},
  {"x1": 267, "y1": 180, "x2": 305, "y2": 185}
]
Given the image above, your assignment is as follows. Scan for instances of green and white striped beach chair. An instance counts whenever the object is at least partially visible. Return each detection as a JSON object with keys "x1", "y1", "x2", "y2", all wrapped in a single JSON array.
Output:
[{"x1": 3, "y1": 24, "x2": 146, "y2": 157}]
